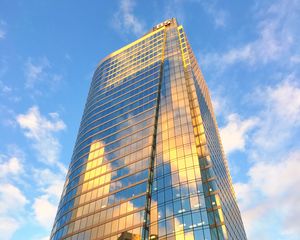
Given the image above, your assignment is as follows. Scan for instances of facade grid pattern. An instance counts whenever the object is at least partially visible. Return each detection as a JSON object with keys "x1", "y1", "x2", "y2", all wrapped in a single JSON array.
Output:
[{"x1": 50, "y1": 18, "x2": 247, "y2": 240}]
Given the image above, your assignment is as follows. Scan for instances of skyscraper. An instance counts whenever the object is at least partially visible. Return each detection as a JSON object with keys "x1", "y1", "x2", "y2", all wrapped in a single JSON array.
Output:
[{"x1": 50, "y1": 18, "x2": 247, "y2": 240}]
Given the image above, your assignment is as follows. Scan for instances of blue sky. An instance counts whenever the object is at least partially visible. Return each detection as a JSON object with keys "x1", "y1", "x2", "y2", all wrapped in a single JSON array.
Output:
[{"x1": 0, "y1": 0, "x2": 300, "y2": 239}]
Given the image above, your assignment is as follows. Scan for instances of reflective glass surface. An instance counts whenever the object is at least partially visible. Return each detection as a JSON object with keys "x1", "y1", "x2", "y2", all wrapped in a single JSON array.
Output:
[{"x1": 51, "y1": 18, "x2": 247, "y2": 240}]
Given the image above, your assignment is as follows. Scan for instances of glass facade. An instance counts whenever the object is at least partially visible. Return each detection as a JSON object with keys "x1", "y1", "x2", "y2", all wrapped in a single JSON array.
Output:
[{"x1": 50, "y1": 18, "x2": 247, "y2": 240}]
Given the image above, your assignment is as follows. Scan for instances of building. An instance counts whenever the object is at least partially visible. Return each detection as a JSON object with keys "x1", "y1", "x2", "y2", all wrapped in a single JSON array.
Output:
[{"x1": 50, "y1": 18, "x2": 247, "y2": 240}]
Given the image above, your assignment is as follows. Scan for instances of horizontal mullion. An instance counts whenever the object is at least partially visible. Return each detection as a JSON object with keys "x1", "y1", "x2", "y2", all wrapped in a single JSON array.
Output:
[
  {"x1": 80, "y1": 82, "x2": 159, "y2": 132},
  {"x1": 83, "y1": 67, "x2": 160, "y2": 118},
  {"x1": 72, "y1": 122, "x2": 154, "y2": 169},
  {"x1": 78, "y1": 92, "x2": 157, "y2": 141},
  {"x1": 86, "y1": 61, "x2": 161, "y2": 106},
  {"x1": 74, "y1": 116, "x2": 155, "y2": 159},
  {"x1": 76, "y1": 109, "x2": 155, "y2": 152},
  {"x1": 73, "y1": 98, "x2": 157, "y2": 156},
  {"x1": 70, "y1": 121, "x2": 154, "y2": 172}
]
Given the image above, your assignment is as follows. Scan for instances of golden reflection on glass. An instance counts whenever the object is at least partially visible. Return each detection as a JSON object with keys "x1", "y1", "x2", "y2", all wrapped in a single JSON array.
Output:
[
  {"x1": 51, "y1": 20, "x2": 247, "y2": 240},
  {"x1": 150, "y1": 200, "x2": 158, "y2": 236},
  {"x1": 150, "y1": 25, "x2": 206, "y2": 240},
  {"x1": 174, "y1": 217, "x2": 184, "y2": 240},
  {"x1": 118, "y1": 231, "x2": 141, "y2": 240},
  {"x1": 185, "y1": 231, "x2": 195, "y2": 240},
  {"x1": 75, "y1": 140, "x2": 111, "y2": 219}
]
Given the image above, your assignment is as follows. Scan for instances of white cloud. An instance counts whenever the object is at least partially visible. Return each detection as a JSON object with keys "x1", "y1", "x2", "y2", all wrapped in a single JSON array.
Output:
[
  {"x1": 2, "y1": 85, "x2": 12, "y2": 93},
  {"x1": 32, "y1": 168, "x2": 65, "y2": 229},
  {"x1": 265, "y1": 76, "x2": 300, "y2": 124},
  {"x1": 0, "y1": 80, "x2": 11, "y2": 94},
  {"x1": 25, "y1": 57, "x2": 50, "y2": 88},
  {"x1": 0, "y1": 58, "x2": 20, "y2": 100},
  {"x1": 202, "y1": 45, "x2": 253, "y2": 68},
  {"x1": 0, "y1": 156, "x2": 23, "y2": 178},
  {"x1": 16, "y1": 106, "x2": 66, "y2": 167},
  {"x1": 249, "y1": 153, "x2": 300, "y2": 197},
  {"x1": 33, "y1": 168, "x2": 65, "y2": 199},
  {"x1": 235, "y1": 150, "x2": 300, "y2": 239},
  {"x1": 252, "y1": 76, "x2": 300, "y2": 153},
  {"x1": 161, "y1": 0, "x2": 186, "y2": 24},
  {"x1": 211, "y1": 90, "x2": 232, "y2": 117},
  {"x1": 0, "y1": 183, "x2": 28, "y2": 239},
  {"x1": 0, "y1": 145, "x2": 25, "y2": 181},
  {"x1": 112, "y1": 0, "x2": 145, "y2": 36},
  {"x1": 0, "y1": 145, "x2": 66, "y2": 237},
  {"x1": 199, "y1": 0, "x2": 228, "y2": 28},
  {"x1": 215, "y1": 74, "x2": 300, "y2": 239},
  {"x1": 0, "y1": 80, "x2": 20, "y2": 102},
  {"x1": 201, "y1": 0, "x2": 299, "y2": 69},
  {"x1": 39, "y1": 237, "x2": 50, "y2": 240},
  {"x1": 0, "y1": 217, "x2": 20, "y2": 240},
  {"x1": 0, "y1": 105, "x2": 18, "y2": 128},
  {"x1": 0, "y1": 158, "x2": 66, "y2": 238},
  {"x1": 0, "y1": 147, "x2": 28, "y2": 238},
  {"x1": 228, "y1": 76, "x2": 300, "y2": 239},
  {"x1": 217, "y1": 75, "x2": 300, "y2": 157},
  {"x1": 0, "y1": 183, "x2": 28, "y2": 215},
  {"x1": 14, "y1": 106, "x2": 67, "y2": 232},
  {"x1": 33, "y1": 195, "x2": 57, "y2": 229},
  {"x1": 211, "y1": 97, "x2": 222, "y2": 117},
  {"x1": 24, "y1": 57, "x2": 63, "y2": 92},
  {"x1": 161, "y1": 0, "x2": 228, "y2": 29},
  {"x1": 220, "y1": 114, "x2": 258, "y2": 154}
]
